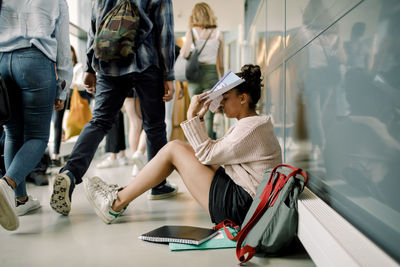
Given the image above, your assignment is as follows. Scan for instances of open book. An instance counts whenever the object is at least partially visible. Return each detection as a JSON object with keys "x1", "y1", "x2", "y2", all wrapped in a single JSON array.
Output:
[
  {"x1": 139, "y1": 225, "x2": 219, "y2": 246},
  {"x1": 202, "y1": 70, "x2": 245, "y2": 112}
]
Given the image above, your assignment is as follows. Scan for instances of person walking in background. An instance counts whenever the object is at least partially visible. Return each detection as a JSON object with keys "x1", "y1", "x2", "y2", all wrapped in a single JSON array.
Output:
[
  {"x1": 123, "y1": 90, "x2": 147, "y2": 177},
  {"x1": 50, "y1": 0, "x2": 176, "y2": 216},
  {"x1": 96, "y1": 110, "x2": 130, "y2": 169},
  {"x1": 0, "y1": 0, "x2": 72, "y2": 231},
  {"x1": 51, "y1": 45, "x2": 93, "y2": 167},
  {"x1": 180, "y1": 2, "x2": 224, "y2": 138},
  {"x1": 84, "y1": 65, "x2": 282, "y2": 225}
]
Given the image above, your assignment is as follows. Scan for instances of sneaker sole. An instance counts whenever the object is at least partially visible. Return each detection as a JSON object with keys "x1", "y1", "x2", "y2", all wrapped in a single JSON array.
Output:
[
  {"x1": 148, "y1": 188, "x2": 178, "y2": 200},
  {"x1": 0, "y1": 187, "x2": 19, "y2": 231},
  {"x1": 50, "y1": 174, "x2": 71, "y2": 216},
  {"x1": 83, "y1": 179, "x2": 115, "y2": 224}
]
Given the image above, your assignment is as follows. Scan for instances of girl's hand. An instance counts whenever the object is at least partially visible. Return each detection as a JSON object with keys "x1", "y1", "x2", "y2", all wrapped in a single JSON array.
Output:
[{"x1": 187, "y1": 92, "x2": 209, "y2": 120}]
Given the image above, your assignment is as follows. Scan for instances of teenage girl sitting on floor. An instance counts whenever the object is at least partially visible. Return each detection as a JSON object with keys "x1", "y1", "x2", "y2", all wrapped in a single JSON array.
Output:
[{"x1": 84, "y1": 64, "x2": 282, "y2": 225}]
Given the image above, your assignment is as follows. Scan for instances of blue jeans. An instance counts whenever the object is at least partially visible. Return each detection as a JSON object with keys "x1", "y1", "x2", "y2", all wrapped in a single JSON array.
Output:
[
  {"x1": 0, "y1": 47, "x2": 56, "y2": 198},
  {"x1": 62, "y1": 66, "x2": 167, "y2": 185}
]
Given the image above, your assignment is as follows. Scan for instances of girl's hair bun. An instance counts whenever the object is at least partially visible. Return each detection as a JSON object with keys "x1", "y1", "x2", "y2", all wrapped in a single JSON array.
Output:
[
  {"x1": 236, "y1": 64, "x2": 263, "y2": 109},
  {"x1": 240, "y1": 64, "x2": 261, "y2": 83}
]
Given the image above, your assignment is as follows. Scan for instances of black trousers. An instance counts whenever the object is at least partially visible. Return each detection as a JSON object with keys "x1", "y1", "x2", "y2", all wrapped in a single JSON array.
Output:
[
  {"x1": 61, "y1": 66, "x2": 167, "y2": 185},
  {"x1": 104, "y1": 111, "x2": 126, "y2": 153}
]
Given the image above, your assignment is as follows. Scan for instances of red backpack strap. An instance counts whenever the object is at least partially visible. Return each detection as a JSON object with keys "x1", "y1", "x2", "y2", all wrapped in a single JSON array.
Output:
[
  {"x1": 276, "y1": 164, "x2": 308, "y2": 184},
  {"x1": 213, "y1": 219, "x2": 240, "y2": 241}
]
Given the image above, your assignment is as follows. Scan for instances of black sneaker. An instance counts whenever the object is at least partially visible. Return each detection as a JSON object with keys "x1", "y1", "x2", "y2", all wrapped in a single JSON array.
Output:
[
  {"x1": 27, "y1": 171, "x2": 49, "y2": 186},
  {"x1": 148, "y1": 182, "x2": 178, "y2": 200},
  {"x1": 51, "y1": 159, "x2": 62, "y2": 167},
  {"x1": 50, "y1": 171, "x2": 75, "y2": 215}
]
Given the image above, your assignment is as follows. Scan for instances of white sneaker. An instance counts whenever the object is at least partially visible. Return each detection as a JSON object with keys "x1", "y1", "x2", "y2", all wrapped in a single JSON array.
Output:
[
  {"x1": 131, "y1": 165, "x2": 139, "y2": 177},
  {"x1": 118, "y1": 156, "x2": 129, "y2": 166},
  {"x1": 87, "y1": 177, "x2": 128, "y2": 215},
  {"x1": 16, "y1": 195, "x2": 41, "y2": 216},
  {"x1": 0, "y1": 179, "x2": 19, "y2": 231},
  {"x1": 83, "y1": 177, "x2": 123, "y2": 224},
  {"x1": 96, "y1": 156, "x2": 119, "y2": 169},
  {"x1": 132, "y1": 151, "x2": 147, "y2": 170},
  {"x1": 88, "y1": 176, "x2": 121, "y2": 192}
]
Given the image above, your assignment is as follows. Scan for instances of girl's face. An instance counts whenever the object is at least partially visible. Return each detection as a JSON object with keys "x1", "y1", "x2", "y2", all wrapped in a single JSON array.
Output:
[{"x1": 220, "y1": 89, "x2": 243, "y2": 119}]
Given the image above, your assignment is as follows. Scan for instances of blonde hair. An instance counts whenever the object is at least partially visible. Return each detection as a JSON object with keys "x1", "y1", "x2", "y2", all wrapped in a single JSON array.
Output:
[
  {"x1": 189, "y1": 2, "x2": 217, "y2": 29},
  {"x1": 70, "y1": 45, "x2": 78, "y2": 67}
]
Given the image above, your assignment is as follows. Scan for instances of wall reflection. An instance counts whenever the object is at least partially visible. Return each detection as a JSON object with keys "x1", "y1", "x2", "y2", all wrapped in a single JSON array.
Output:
[{"x1": 252, "y1": 0, "x2": 400, "y2": 261}]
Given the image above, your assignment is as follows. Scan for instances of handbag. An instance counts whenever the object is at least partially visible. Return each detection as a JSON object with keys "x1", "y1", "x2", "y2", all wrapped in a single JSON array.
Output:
[
  {"x1": 185, "y1": 29, "x2": 213, "y2": 82},
  {"x1": 214, "y1": 164, "x2": 308, "y2": 264},
  {"x1": 64, "y1": 86, "x2": 92, "y2": 140},
  {"x1": 0, "y1": 75, "x2": 11, "y2": 126},
  {"x1": 174, "y1": 55, "x2": 187, "y2": 81}
]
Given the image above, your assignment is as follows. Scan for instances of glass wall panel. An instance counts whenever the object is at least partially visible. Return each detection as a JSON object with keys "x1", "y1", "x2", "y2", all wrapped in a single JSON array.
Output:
[
  {"x1": 245, "y1": 0, "x2": 400, "y2": 262},
  {"x1": 265, "y1": 65, "x2": 285, "y2": 148},
  {"x1": 285, "y1": 0, "x2": 400, "y2": 261},
  {"x1": 250, "y1": 0, "x2": 285, "y2": 148},
  {"x1": 285, "y1": 0, "x2": 361, "y2": 58}
]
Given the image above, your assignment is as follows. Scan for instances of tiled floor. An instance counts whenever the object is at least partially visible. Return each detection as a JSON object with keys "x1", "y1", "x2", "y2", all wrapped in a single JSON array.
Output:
[{"x1": 0, "y1": 155, "x2": 315, "y2": 267}]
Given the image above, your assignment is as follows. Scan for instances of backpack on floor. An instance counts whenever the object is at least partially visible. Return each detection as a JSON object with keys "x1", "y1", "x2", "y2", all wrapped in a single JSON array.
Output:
[
  {"x1": 214, "y1": 164, "x2": 308, "y2": 264},
  {"x1": 94, "y1": 0, "x2": 146, "y2": 61}
]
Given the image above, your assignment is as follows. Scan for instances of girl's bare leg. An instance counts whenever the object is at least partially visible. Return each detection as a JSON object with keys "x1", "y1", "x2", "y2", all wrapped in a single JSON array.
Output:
[{"x1": 113, "y1": 140, "x2": 216, "y2": 213}]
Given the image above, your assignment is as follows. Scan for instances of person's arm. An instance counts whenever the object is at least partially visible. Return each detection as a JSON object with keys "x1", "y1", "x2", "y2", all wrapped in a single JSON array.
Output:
[
  {"x1": 54, "y1": 0, "x2": 73, "y2": 101},
  {"x1": 181, "y1": 117, "x2": 269, "y2": 166},
  {"x1": 84, "y1": 1, "x2": 97, "y2": 75},
  {"x1": 216, "y1": 32, "x2": 224, "y2": 78},
  {"x1": 180, "y1": 29, "x2": 193, "y2": 59},
  {"x1": 154, "y1": 0, "x2": 175, "y2": 81},
  {"x1": 82, "y1": 1, "x2": 97, "y2": 95}
]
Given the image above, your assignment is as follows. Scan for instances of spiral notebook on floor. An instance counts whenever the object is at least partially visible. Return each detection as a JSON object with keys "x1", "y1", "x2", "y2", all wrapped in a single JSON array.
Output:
[
  {"x1": 139, "y1": 225, "x2": 219, "y2": 246},
  {"x1": 169, "y1": 227, "x2": 237, "y2": 251}
]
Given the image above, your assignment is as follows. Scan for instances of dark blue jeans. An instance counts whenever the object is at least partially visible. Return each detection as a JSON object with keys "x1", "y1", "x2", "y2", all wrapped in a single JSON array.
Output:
[
  {"x1": 62, "y1": 66, "x2": 167, "y2": 185},
  {"x1": 0, "y1": 47, "x2": 56, "y2": 198}
]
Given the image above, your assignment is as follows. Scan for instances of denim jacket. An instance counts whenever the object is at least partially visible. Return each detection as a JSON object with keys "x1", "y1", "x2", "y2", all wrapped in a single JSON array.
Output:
[
  {"x1": 0, "y1": 0, "x2": 73, "y2": 100},
  {"x1": 86, "y1": 0, "x2": 175, "y2": 80}
]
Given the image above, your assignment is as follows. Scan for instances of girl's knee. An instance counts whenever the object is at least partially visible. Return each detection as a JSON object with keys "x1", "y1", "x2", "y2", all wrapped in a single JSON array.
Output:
[{"x1": 163, "y1": 140, "x2": 191, "y2": 154}]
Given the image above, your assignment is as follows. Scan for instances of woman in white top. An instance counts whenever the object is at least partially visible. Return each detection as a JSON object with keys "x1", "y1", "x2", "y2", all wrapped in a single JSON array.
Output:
[
  {"x1": 180, "y1": 2, "x2": 224, "y2": 138},
  {"x1": 84, "y1": 65, "x2": 282, "y2": 226}
]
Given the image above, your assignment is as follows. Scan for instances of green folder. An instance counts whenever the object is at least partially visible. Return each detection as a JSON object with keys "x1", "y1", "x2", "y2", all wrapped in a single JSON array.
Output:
[{"x1": 169, "y1": 227, "x2": 237, "y2": 251}]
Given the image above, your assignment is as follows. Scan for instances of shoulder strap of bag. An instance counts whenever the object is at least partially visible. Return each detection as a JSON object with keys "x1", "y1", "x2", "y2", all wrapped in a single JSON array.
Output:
[
  {"x1": 191, "y1": 28, "x2": 214, "y2": 56},
  {"x1": 234, "y1": 164, "x2": 308, "y2": 264}
]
